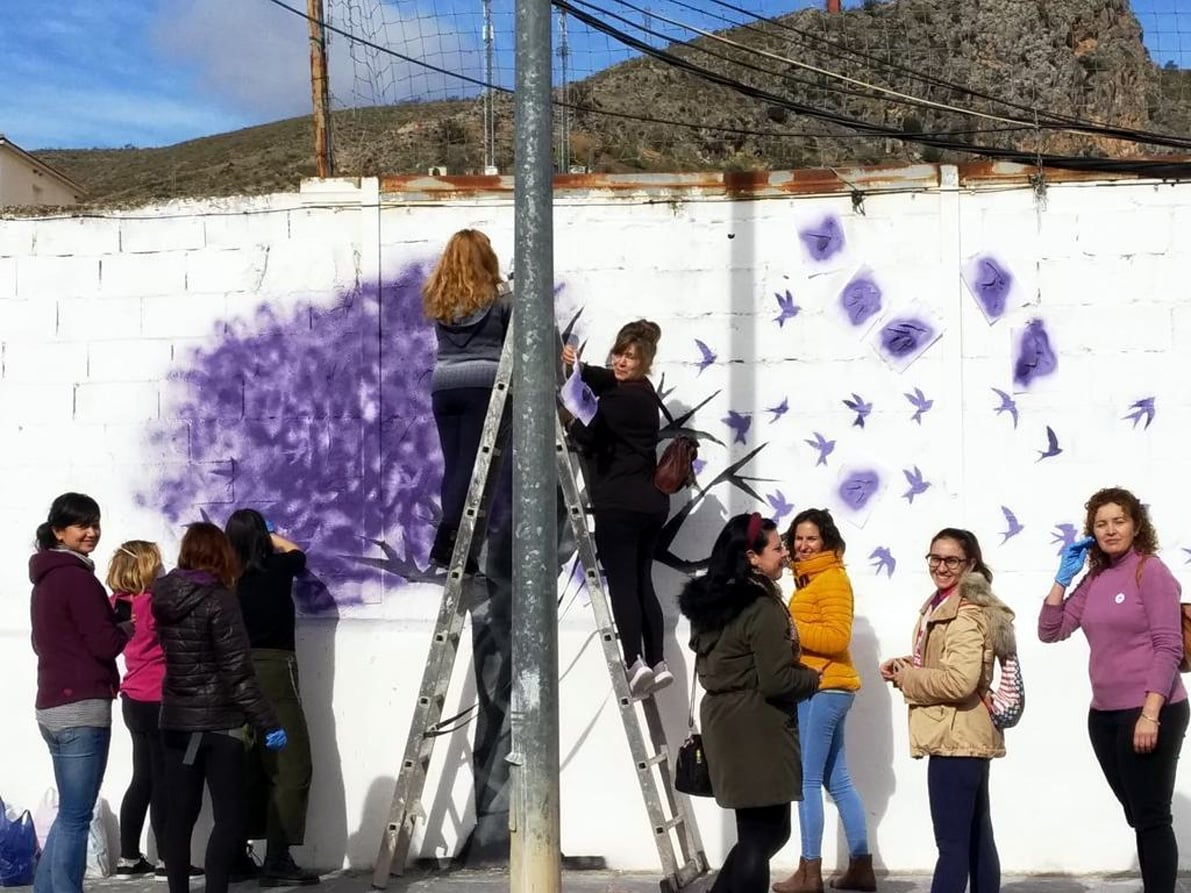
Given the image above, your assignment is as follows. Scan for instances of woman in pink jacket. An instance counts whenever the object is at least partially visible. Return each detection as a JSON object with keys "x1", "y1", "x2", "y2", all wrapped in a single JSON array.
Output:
[{"x1": 107, "y1": 541, "x2": 177, "y2": 878}]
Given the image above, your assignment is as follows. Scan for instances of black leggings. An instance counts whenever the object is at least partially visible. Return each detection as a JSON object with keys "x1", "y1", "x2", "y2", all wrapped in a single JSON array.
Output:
[
  {"x1": 593, "y1": 508, "x2": 667, "y2": 666},
  {"x1": 161, "y1": 730, "x2": 245, "y2": 893},
  {"x1": 119, "y1": 697, "x2": 166, "y2": 860},
  {"x1": 711, "y1": 803, "x2": 791, "y2": 893},
  {"x1": 432, "y1": 387, "x2": 493, "y2": 534},
  {"x1": 1088, "y1": 699, "x2": 1189, "y2": 893}
]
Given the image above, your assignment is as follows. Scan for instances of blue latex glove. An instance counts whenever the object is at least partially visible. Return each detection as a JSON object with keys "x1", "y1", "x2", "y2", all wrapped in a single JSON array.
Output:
[
  {"x1": 265, "y1": 729, "x2": 287, "y2": 750},
  {"x1": 1055, "y1": 536, "x2": 1095, "y2": 587},
  {"x1": 265, "y1": 519, "x2": 276, "y2": 534}
]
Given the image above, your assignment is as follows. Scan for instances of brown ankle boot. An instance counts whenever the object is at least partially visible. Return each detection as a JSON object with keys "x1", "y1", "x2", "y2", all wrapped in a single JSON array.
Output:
[
  {"x1": 773, "y1": 857, "x2": 823, "y2": 893},
  {"x1": 830, "y1": 854, "x2": 876, "y2": 891}
]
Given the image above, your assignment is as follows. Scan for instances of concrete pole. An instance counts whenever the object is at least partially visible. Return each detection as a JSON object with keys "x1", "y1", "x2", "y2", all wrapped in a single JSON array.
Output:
[
  {"x1": 307, "y1": 0, "x2": 334, "y2": 177},
  {"x1": 510, "y1": 0, "x2": 558, "y2": 886}
]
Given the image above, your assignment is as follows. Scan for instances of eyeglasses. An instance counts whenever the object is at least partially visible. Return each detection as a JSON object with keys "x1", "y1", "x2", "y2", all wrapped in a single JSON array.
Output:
[{"x1": 925, "y1": 554, "x2": 967, "y2": 570}]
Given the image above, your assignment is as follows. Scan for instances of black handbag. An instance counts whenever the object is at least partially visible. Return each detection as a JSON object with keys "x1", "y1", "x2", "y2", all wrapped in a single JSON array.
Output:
[{"x1": 674, "y1": 665, "x2": 714, "y2": 797}]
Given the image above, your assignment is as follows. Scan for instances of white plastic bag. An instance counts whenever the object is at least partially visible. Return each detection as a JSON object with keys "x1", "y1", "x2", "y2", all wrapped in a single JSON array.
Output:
[
  {"x1": 83, "y1": 799, "x2": 111, "y2": 879},
  {"x1": 31, "y1": 789, "x2": 56, "y2": 852}
]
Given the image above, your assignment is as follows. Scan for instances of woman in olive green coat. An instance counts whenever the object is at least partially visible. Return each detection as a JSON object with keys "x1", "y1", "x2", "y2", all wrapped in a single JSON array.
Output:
[{"x1": 679, "y1": 512, "x2": 821, "y2": 893}]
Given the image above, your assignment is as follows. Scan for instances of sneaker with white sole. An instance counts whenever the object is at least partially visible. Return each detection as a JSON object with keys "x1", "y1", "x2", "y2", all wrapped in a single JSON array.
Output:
[
  {"x1": 649, "y1": 661, "x2": 675, "y2": 693},
  {"x1": 626, "y1": 658, "x2": 654, "y2": 698}
]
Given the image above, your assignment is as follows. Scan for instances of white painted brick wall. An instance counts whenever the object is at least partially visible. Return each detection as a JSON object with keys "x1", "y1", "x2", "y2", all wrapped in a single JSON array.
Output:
[{"x1": 3, "y1": 176, "x2": 1191, "y2": 877}]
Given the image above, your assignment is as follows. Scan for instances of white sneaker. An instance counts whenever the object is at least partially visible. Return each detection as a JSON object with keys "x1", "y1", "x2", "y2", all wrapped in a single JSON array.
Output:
[
  {"x1": 627, "y1": 658, "x2": 654, "y2": 698},
  {"x1": 650, "y1": 661, "x2": 675, "y2": 693}
]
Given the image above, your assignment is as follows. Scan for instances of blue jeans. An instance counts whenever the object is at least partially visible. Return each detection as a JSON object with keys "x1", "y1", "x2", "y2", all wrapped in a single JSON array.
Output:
[
  {"x1": 796, "y1": 690, "x2": 869, "y2": 860},
  {"x1": 35, "y1": 725, "x2": 111, "y2": 893},
  {"x1": 927, "y1": 756, "x2": 999, "y2": 893}
]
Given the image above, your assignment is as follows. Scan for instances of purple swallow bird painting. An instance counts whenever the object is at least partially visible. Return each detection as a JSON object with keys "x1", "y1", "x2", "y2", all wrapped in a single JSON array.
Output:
[
  {"x1": 1051, "y1": 523, "x2": 1078, "y2": 554},
  {"x1": 1013, "y1": 319, "x2": 1058, "y2": 388},
  {"x1": 766, "y1": 490, "x2": 794, "y2": 523},
  {"x1": 843, "y1": 393, "x2": 872, "y2": 428},
  {"x1": 695, "y1": 339, "x2": 717, "y2": 374},
  {"x1": 723, "y1": 410, "x2": 752, "y2": 445},
  {"x1": 799, "y1": 214, "x2": 845, "y2": 263},
  {"x1": 692, "y1": 458, "x2": 708, "y2": 477},
  {"x1": 1037, "y1": 426, "x2": 1062, "y2": 461},
  {"x1": 902, "y1": 466, "x2": 931, "y2": 503},
  {"x1": 905, "y1": 387, "x2": 933, "y2": 424},
  {"x1": 1000, "y1": 506, "x2": 1025, "y2": 543},
  {"x1": 839, "y1": 469, "x2": 880, "y2": 512},
  {"x1": 774, "y1": 290, "x2": 801, "y2": 327},
  {"x1": 805, "y1": 432, "x2": 835, "y2": 467},
  {"x1": 869, "y1": 547, "x2": 896, "y2": 578},
  {"x1": 991, "y1": 388, "x2": 1019, "y2": 429},
  {"x1": 1124, "y1": 397, "x2": 1156, "y2": 430},
  {"x1": 767, "y1": 397, "x2": 789, "y2": 424},
  {"x1": 874, "y1": 311, "x2": 941, "y2": 372},
  {"x1": 1183, "y1": 547, "x2": 1191, "y2": 565},
  {"x1": 840, "y1": 272, "x2": 882, "y2": 328}
]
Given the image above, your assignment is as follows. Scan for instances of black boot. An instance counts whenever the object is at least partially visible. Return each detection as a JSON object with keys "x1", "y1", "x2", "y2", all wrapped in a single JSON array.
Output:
[
  {"x1": 228, "y1": 844, "x2": 260, "y2": 883},
  {"x1": 260, "y1": 849, "x2": 320, "y2": 887},
  {"x1": 429, "y1": 524, "x2": 457, "y2": 568}
]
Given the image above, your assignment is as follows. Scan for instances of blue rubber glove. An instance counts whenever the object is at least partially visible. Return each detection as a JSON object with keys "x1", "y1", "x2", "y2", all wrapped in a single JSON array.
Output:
[
  {"x1": 265, "y1": 519, "x2": 276, "y2": 534},
  {"x1": 265, "y1": 729, "x2": 287, "y2": 750},
  {"x1": 1055, "y1": 536, "x2": 1095, "y2": 587}
]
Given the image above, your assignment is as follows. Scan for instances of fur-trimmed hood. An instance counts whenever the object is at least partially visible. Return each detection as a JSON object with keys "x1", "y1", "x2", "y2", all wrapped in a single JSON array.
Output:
[
  {"x1": 679, "y1": 573, "x2": 775, "y2": 654},
  {"x1": 957, "y1": 572, "x2": 1017, "y2": 659}
]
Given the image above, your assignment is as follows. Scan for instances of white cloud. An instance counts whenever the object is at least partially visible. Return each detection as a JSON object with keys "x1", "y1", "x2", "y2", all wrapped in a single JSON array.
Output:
[{"x1": 153, "y1": 0, "x2": 483, "y2": 118}]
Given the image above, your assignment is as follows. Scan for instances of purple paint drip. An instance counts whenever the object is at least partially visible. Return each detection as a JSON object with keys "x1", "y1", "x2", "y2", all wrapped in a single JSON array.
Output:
[
  {"x1": 1013, "y1": 318, "x2": 1057, "y2": 387},
  {"x1": 838, "y1": 469, "x2": 880, "y2": 511},
  {"x1": 878, "y1": 316, "x2": 935, "y2": 359},
  {"x1": 799, "y1": 215, "x2": 845, "y2": 262},
  {"x1": 840, "y1": 275, "x2": 882, "y2": 327}
]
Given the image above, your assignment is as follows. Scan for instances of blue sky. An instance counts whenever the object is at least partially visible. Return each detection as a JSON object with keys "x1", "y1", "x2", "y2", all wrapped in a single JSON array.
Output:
[{"x1": 2, "y1": 0, "x2": 1187, "y2": 150}]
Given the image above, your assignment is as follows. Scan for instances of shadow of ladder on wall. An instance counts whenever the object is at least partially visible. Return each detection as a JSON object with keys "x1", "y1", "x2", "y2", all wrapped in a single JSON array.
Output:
[{"x1": 370, "y1": 323, "x2": 709, "y2": 892}]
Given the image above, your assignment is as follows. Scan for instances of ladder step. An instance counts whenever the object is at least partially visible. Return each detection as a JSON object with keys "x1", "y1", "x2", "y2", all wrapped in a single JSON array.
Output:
[{"x1": 638, "y1": 752, "x2": 670, "y2": 769}]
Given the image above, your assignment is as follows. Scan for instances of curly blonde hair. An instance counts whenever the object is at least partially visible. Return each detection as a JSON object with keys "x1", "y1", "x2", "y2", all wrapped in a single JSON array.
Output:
[
  {"x1": 1083, "y1": 487, "x2": 1158, "y2": 576},
  {"x1": 422, "y1": 229, "x2": 503, "y2": 322},
  {"x1": 106, "y1": 540, "x2": 163, "y2": 594}
]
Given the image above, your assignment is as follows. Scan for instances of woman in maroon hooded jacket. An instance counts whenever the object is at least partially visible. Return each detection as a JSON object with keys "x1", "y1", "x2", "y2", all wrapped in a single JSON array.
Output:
[{"x1": 30, "y1": 492, "x2": 131, "y2": 893}]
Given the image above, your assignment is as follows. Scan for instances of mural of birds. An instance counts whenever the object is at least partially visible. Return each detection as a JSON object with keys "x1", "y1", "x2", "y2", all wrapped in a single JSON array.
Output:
[
  {"x1": 1000, "y1": 506, "x2": 1025, "y2": 543},
  {"x1": 991, "y1": 388, "x2": 1019, "y2": 429},
  {"x1": 869, "y1": 547, "x2": 896, "y2": 578},
  {"x1": 766, "y1": 397, "x2": 789, "y2": 424},
  {"x1": 902, "y1": 466, "x2": 931, "y2": 503},
  {"x1": 774, "y1": 290, "x2": 801, "y2": 327},
  {"x1": 905, "y1": 387, "x2": 933, "y2": 425},
  {"x1": 766, "y1": 490, "x2": 794, "y2": 523},
  {"x1": 694, "y1": 339, "x2": 717, "y2": 374},
  {"x1": 1037, "y1": 426, "x2": 1062, "y2": 461},
  {"x1": 805, "y1": 432, "x2": 836, "y2": 467},
  {"x1": 1051, "y1": 523, "x2": 1078, "y2": 554},
  {"x1": 723, "y1": 410, "x2": 752, "y2": 445},
  {"x1": 843, "y1": 393, "x2": 873, "y2": 428},
  {"x1": 1124, "y1": 397, "x2": 1156, "y2": 430}
]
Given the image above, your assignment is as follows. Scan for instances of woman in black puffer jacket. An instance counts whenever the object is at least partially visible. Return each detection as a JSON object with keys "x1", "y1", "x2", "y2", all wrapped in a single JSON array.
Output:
[{"x1": 153, "y1": 523, "x2": 284, "y2": 893}]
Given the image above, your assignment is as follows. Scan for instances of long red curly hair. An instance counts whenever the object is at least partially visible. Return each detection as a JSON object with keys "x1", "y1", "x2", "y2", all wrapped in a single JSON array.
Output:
[{"x1": 422, "y1": 229, "x2": 502, "y2": 322}]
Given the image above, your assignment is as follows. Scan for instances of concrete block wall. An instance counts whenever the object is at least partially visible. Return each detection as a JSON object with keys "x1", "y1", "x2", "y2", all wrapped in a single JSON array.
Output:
[{"x1": 2, "y1": 173, "x2": 1191, "y2": 875}]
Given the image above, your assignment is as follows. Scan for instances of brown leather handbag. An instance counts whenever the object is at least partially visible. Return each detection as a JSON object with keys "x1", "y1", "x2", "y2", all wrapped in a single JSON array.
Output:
[{"x1": 653, "y1": 435, "x2": 698, "y2": 494}]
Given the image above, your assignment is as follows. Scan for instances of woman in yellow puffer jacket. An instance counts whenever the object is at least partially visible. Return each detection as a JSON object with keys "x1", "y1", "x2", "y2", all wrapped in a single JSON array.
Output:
[{"x1": 773, "y1": 509, "x2": 874, "y2": 893}]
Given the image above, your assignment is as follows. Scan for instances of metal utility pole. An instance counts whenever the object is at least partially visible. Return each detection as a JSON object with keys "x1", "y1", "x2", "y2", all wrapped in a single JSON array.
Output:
[
  {"x1": 556, "y1": 9, "x2": 570, "y2": 173},
  {"x1": 510, "y1": 0, "x2": 558, "y2": 886},
  {"x1": 483, "y1": 0, "x2": 497, "y2": 172},
  {"x1": 307, "y1": 0, "x2": 334, "y2": 177}
]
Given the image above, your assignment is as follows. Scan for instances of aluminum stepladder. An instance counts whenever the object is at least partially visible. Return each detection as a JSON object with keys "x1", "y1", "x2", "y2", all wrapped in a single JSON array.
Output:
[{"x1": 371, "y1": 325, "x2": 708, "y2": 892}]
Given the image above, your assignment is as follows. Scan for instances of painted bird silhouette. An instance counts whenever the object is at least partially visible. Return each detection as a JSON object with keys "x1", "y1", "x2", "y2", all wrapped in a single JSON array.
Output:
[
  {"x1": 902, "y1": 466, "x2": 931, "y2": 504},
  {"x1": 805, "y1": 432, "x2": 836, "y2": 467},
  {"x1": 774, "y1": 290, "x2": 801, "y2": 327},
  {"x1": 1051, "y1": 523, "x2": 1078, "y2": 554},
  {"x1": 694, "y1": 339, "x2": 717, "y2": 374},
  {"x1": 905, "y1": 387, "x2": 933, "y2": 425},
  {"x1": 723, "y1": 411, "x2": 752, "y2": 445},
  {"x1": 1000, "y1": 506, "x2": 1025, "y2": 543},
  {"x1": 766, "y1": 490, "x2": 794, "y2": 523},
  {"x1": 1183, "y1": 547, "x2": 1191, "y2": 566},
  {"x1": 991, "y1": 388, "x2": 1019, "y2": 429},
  {"x1": 692, "y1": 458, "x2": 708, "y2": 477},
  {"x1": 1124, "y1": 397, "x2": 1156, "y2": 430},
  {"x1": 1037, "y1": 426, "x2": 1062, "y2": 461},
  {"x1": 869, "y1": 547, "x2": 896, "y2": 578},
  {"x1": 766, "y1": 397, "x2": 789, "y2": 424},
  {"x1": 843, "y1": 393, "x2": 873, "y2": 428}
]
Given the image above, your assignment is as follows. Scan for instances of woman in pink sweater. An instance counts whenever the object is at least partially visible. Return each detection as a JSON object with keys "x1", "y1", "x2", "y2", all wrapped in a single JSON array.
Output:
[
  {"x1": 107, "y1": 541, "x2": 173, "y2": 878},
  {"x1": 1039, "y1": 487, "x2": 1187, "y2": 893}
]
